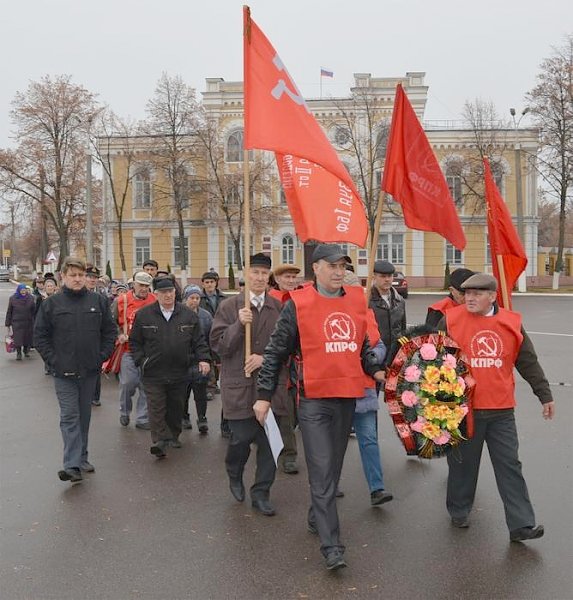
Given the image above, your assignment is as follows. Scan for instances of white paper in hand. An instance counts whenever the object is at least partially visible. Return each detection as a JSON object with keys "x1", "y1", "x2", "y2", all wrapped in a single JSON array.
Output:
[{"x1": 263, "y1": 408, "x2": 284, "y2": 466}]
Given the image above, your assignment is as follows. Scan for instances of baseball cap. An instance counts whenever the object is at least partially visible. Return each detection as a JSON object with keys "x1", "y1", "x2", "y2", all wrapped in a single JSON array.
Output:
[{"x1": 311, "y1": 244, "x2": 351, "y2": 264}]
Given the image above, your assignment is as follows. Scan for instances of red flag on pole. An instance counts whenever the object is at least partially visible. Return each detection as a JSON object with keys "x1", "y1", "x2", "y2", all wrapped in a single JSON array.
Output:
[
  {"x1": 483, "y1": 157, "x2": 527, "y2": 309},
  {"x1": 381, "y1": 84, "x2": 466, "y2": 250},
  {"x1": 243, "y1": 6, "x2": 368, "y2": 246}
]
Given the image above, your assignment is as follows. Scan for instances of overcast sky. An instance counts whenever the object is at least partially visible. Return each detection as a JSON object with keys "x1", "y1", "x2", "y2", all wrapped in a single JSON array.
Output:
[{"x1": 1, "y1": 0, "x2": 571, "y2": 148}]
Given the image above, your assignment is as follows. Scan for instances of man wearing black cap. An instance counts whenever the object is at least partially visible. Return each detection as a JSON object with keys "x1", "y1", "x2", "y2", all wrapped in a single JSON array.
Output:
[
  {"x1": 437, "y1": 273, "x2": 555, "y2": 542},
  {"x1": 369, "y1": 260, "x2": 407, "y2": 360},
  {"x1": 210, "y1": 253, "x2": 288, "y2": 517},
  {"x1": 199, "y1": 271, "x2": 226, "y2": 317},
  {"x1": 255, "y1": 244, "x2": 385, "y2": 570},
  {"x1": 142, "y1": 259, "x2": 159, "y2": 279},
  {"x1": 425, "y1": 268, "x2": 474, "y2": 328},
  {"x1": 129, "y1": 276, "x2": 211, "y2": 458}
]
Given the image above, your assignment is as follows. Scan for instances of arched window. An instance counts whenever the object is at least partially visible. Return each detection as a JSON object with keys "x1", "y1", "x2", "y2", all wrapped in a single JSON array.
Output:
[
  {"x1": 445, "y1": 165, "x2": 463, "y2": 206},
  {"x1": 133, "y1": 169, "x2": 151, "y2": 208},
  {"x1": 226, "y1": 130, "x2": 253, "y2": 162},
  {"x1": 281, "y1": 234, "x2": 295, "y2": 264},
  {"x1": 490, "y1": 161, "x2": 505, "y2": 194}
]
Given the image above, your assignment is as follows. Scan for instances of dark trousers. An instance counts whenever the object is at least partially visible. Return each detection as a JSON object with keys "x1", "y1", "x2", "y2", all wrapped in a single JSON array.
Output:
[
  {"x1": 226, "y1": 417, "x2": 276, "y2": 501},
  {"x1": 447, "y1": 408, "x2": 536, "y2": 531},
  {"x1": 143, "y1": 381, "x2": 188, "y2": 443},
  {"x1": 54, "y1": 374, "x2": 98, "y2": 469},
  {"x1": 184, "y1": 380, "x2": 207, "y2": 420},
  {"x1": 278, "y1": 387, "x2": 298, "y2": 466},
  {"x1": 298, "y1": 398, "x2": 356, "y2": 556}
]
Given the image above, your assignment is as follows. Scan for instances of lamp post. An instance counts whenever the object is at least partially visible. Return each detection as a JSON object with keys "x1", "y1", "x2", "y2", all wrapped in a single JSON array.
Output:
[{"x1": 510, "y1": 106, "x2": 529, "y2": 292}]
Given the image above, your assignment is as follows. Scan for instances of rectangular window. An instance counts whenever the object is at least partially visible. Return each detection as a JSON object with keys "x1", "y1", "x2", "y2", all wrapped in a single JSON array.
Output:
[
  {"x1": 446, "y1": 242, "x2": 463, "y2": 265},
  {"x1": 446, "y1": 175, "x2": 463, "y2": 206},
  {"x1": 377, "y1": 233, "x2": 404, "y2": 264},
  {"x1": 134, "y1": 237, "x2": 150, "y2": 267},
  {"x1": 172, "y1": 236, "x2": 189, "y2": 268},
  {"x1": 134, "y1": 173, "x2": 151, "y2": 208},
  {"x1": 227, "y1": 235, "x2": 253, "y2": 267}
]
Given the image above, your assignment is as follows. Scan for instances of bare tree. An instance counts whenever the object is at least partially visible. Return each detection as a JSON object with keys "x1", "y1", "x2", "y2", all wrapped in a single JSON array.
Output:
[
  {"x1": 0, "y1": 75, "x2": 98, "y2": 269},
  {"x1": 92, "y1": 110, "x2": 140, "y2": 280},
  {"x1": 142, "y1": 73, "x2": 200, "y2": 285},
  {"x1": 195, "y1": 117, "x2": 280, "y2": 271},
  {"x1": 526, "y1": 35, "x2": 573, "y2": 287}
]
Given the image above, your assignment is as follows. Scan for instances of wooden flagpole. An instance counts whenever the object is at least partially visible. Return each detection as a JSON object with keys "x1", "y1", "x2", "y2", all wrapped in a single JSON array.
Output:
[
  {"x1": 365, "y1": 190, "x2": 386, "y2": 299},
  {"x1": 243, "y1": 153, "x2": 252, "y2": 374},
  {"x1": 495, "y1": 254, "x2": 510, "y2": 308}
]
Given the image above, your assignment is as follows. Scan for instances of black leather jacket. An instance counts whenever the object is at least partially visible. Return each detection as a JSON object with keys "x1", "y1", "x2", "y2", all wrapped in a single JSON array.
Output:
[
  {"x1": 34, "y1": 286, "x2": 116, "y2": 377},
  {"x1": 369, "y1": 286, "x2": 407, "y2": 360},
  {"x1": 257, "y1": 298, "x2": 383, "y2": 401}
]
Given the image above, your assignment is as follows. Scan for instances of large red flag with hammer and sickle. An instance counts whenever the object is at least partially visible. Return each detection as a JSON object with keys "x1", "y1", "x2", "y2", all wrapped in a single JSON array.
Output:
[
  {"x1": 243, "y1": 6, "x2": 368, "y2": 246},
  {"x1": 382, "y1": 84, "x2": 466, "y2": 250}
]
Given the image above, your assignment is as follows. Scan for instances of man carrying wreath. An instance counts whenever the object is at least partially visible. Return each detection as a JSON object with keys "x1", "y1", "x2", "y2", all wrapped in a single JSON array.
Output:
[{"x1": 437, "y1": 273, "x2": 555, "y2": 542}]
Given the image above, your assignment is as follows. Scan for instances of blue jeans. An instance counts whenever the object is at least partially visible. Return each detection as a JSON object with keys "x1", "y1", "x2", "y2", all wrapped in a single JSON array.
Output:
[
  {"x1": 119, "y1": 352, "x2": 148, "y2": 424},
  {"x1": 54, "y1": 374, "x2": 98, "y2": 469},
  {"x1": 353, "y1": 410, "x2": 385, "y2": 493}
]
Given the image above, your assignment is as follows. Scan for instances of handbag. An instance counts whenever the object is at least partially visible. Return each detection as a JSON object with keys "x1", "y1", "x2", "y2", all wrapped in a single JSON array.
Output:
[
  {"x1": 102, "y1": 293, "x2": 128, "y2": 374},
  {"x1": 5, "y1": 335, "x2": 15, "y2": 353}
]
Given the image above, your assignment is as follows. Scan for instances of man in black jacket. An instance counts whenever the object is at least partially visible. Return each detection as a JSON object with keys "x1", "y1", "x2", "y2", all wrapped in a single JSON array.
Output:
[
  {"x1": 34, "y1": 257, "x2": 116, "y2": 483},
  {"x1": 129, "y1": 277, "x2": 211, "y2": 458}
]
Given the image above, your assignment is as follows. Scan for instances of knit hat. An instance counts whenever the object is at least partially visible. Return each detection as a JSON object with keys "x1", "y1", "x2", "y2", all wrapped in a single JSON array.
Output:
[{"x1": 183, "y1": 285, "x2": 203, "y2": 299}]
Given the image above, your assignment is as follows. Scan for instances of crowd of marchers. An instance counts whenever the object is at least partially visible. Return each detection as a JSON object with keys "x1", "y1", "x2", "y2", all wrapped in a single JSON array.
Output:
[{"x1": 4, "y1": 248, "x2": 555, "y2": 571}]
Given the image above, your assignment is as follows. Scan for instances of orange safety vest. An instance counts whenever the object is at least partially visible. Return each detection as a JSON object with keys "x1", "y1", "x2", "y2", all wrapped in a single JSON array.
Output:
[
  {"x1": 446, "y1": 304, "x2": 523, "y2": 409},
  {"x1": 291, "y1": 285, "x2": 368, "y2": 399},
  {"x1": 268, "y1": 288, "x2": 290, "y2": 304},
  {"x1": 117, "y1": 290, "x2": 157, "y2": 351}
]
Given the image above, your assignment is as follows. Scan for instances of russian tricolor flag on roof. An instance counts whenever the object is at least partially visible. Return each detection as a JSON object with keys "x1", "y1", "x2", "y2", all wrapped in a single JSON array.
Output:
[{"x1": 320, "y1": 67, "x2": 334, "y2": 78}]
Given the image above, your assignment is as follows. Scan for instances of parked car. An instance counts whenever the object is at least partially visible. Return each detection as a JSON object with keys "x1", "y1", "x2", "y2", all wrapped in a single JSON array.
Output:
[
  {"x1": 392, "y1": 271, "x2": 408, "y2": 299},
  {"x1": 0, "y1": 267, "x2": 10, "y2": 282}
]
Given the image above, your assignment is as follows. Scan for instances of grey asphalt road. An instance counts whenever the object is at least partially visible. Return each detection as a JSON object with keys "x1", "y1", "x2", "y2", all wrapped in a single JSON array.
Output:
[{"x1": 1, "y1": 284, "x2": 572, "y2": 600}]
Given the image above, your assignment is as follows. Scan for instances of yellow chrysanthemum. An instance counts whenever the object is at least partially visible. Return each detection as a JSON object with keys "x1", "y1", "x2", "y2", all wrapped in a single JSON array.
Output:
[
  {"x1": 424, "y1": 366, "x2": 441, "y2": 384},
  {"x1": 421, "y1": 382, "x2": 439, "y2": 395},
  {"x1": 438, "y1": 381, "x2": 453, "y2": 394},
  {"x1": 439, "y1": 366, "x2": 458, "y2": 383},
  {"x1": 421, "y1": 423, "x2": 441, "y2": 439}
]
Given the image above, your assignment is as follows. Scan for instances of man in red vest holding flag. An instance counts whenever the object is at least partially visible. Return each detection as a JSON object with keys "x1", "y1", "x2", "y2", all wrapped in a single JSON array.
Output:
[
  {"x1": 437, "y1": 273, "x2": 555, "y2": 542},
  {"x1": 255, "y1": 244, "x2": 385, "y2": 571}
]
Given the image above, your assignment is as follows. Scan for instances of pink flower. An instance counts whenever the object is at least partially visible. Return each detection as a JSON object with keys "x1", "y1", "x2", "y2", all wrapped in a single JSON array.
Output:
[
  {"x1": 410, "y1": 416, "x2": 426, "y2": 432},
  {"x1": 443, "y1": 353, "x2": 457, "y2": 369},
  {"x1": 419, "y1": 343, "x2": 438, "y2": 361},
  {"x1": 404, "y1": 365, "x2": 421, "y2": 382},
  {"x1": 460, "y1": 404, "x2": 469, "y2": 416},
  {"x1": 433, "y1": 431, "x2": 451, "y2": 445},
  {"x1": 401, "y1": 390, "x2": 418, "y2": 407},
  {"x1": 457, "y1": 377, "x2": 466, "y2": 391}
]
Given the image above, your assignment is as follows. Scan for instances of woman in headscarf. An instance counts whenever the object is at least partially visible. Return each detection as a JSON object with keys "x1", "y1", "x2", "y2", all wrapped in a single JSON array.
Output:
[{"x1": 5, "y1": 284, "x2": 36, "y2": 360}]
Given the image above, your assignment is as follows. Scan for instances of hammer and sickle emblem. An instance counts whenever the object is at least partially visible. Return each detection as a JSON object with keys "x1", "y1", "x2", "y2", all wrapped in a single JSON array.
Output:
[
  {"x1": 476, "y1": 336, "x2": 498, "y2": 357},
  {"x1": 329, "y1": 318, "x2": 351, "y2": 340},
  {"x1": 270, "y1": 55, "x2": 310, "y2": 113}
]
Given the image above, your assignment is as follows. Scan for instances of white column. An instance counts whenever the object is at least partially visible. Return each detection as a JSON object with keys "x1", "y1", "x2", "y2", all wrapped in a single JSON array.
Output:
[
  {"x1": 411, "y1": 230, "x2": 425, "y2": 276},
  {"x1": 207, "y1": 226, "x2": 220, "y2": 272}
]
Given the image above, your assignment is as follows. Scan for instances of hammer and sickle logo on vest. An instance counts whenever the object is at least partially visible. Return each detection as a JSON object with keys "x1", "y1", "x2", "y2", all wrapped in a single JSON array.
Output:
[
  {"x1": 324, "y1": 312, "x2": 356, "y2": 341},
  {"x1": 270, "y1": 55, "x2": 310, "y2": 113},
  {"x1": 471, "y1": 330, "x2": 504, "y2": 358}
]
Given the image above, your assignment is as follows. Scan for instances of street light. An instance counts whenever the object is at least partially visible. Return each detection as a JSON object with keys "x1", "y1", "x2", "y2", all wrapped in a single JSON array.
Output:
[{"x1": 509, "y1": 106, "x2": 529, "y2": 292}]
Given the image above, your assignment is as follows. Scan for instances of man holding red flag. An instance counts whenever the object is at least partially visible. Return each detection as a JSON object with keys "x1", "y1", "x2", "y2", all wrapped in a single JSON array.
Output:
[
  {"x1": 382, "y1": 84, "x2": 466, "y2": 251},
  {"x1": 484, "y1": 158, "x2": 528, "y2": 309}
]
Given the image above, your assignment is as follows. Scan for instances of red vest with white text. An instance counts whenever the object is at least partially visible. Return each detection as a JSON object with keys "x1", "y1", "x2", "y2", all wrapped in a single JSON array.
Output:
[
  {"x1": 292, "y1": 285, "x2": 368, "y2": 398},
  {"x1": 118, "y1": 290, "x2": 157, "y2": 351},
  {"x1": 446, "y1": 304, "x2": 523, "y2": 409}
]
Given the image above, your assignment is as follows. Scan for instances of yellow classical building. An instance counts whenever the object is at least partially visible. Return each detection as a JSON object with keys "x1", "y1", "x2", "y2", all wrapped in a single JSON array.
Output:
[{"x1": 101, "y1": 72, "x2": 540, "y2": 287}]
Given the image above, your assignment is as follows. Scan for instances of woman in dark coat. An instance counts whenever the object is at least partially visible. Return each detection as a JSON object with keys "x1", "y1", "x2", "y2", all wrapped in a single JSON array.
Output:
[{"x1": 5, "y1": 284, "x2": 35, "y2": 360}]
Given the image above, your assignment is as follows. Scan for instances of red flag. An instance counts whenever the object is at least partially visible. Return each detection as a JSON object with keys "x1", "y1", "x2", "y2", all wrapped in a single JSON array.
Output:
[
  {"x1": 483, "y1": 158, "x2": 527, "y2": 309},
  {"x1": 381, "y1": 84, "x2": 466, "y2": 250},
  {"x1": 243, "y1": 7, "x2": 368, "y2": 246}
]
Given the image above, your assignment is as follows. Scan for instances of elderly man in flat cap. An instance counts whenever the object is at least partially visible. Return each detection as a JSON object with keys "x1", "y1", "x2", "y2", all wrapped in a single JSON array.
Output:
[
  {"x1": 437, "y1": 273, "x2": 555, "y2": 542},
  {"x1": 369, "y1": 260, "x2": 406, "y2": 361},
  {"x1": 425, "y1": 267, "x2": 475, "y2": 328},
  {"x1": 210, "y1": 253, "x2": 288, "y2": 517}
]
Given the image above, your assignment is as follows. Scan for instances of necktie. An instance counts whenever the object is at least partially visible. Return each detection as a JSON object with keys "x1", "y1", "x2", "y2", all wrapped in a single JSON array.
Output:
[{"x1": 253, "y1": 297, "x2": 262, "y2": 312}]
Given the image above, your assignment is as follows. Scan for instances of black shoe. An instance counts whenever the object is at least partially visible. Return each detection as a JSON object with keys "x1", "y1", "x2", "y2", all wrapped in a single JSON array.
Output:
[
  {"x1": 510, "y1": 525, "x2": 544, "y2": 542},
  {"x1": 335, "y1": 488, "x2": 344, "y2": 498},
  {"x1": 251, "y1": 498, "x2": 276, "y2": 516},
  {"x1": 283, "y1": 462, "x2": 299, "y2": 474},
  {"x1": 371, "y1": 490, "x2": 393, "y2": 506},
  {"x1": 325, "y1": 550, "x2": 347, "y2": 571},
  {"x1": 451, "y1": 516, "x2": 470, "y2": 528},
  {"x1": 150, "y1": 441, "x2": 167, "y2": 458},
  {"x1": 229, "y1": 478, "x2": 245, "y2": 502},
  {"x1": 80, "y1": 461, "x2": 95, "y2": 473},
  {"x1": 135, "y1": 422, "x2": 150, "y2": 431},
  {"x1": 197, "y1": 417, "x2": 209, "y2": 434},
  {"x1": 16, "y1": 354, "x2": 22, "y2": 361},
  {"x1": 181, "y1": 418, "x2": 193, "y2": 430},
  {"x1": 58, "y1": 468, "x2": 83, "y2": 482},
  {"x1": 168, "y1": 438, "x2": 182, "y2": 448},
  {"x1": 307, "y1": 521, "x2": 318, "y2": 535},
  {"x1": 120, "y1": 415, "x2": 130, "y2": 427},
  {"x1": 91, "y1": 399, "x2": 101, "y2": 406}
]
